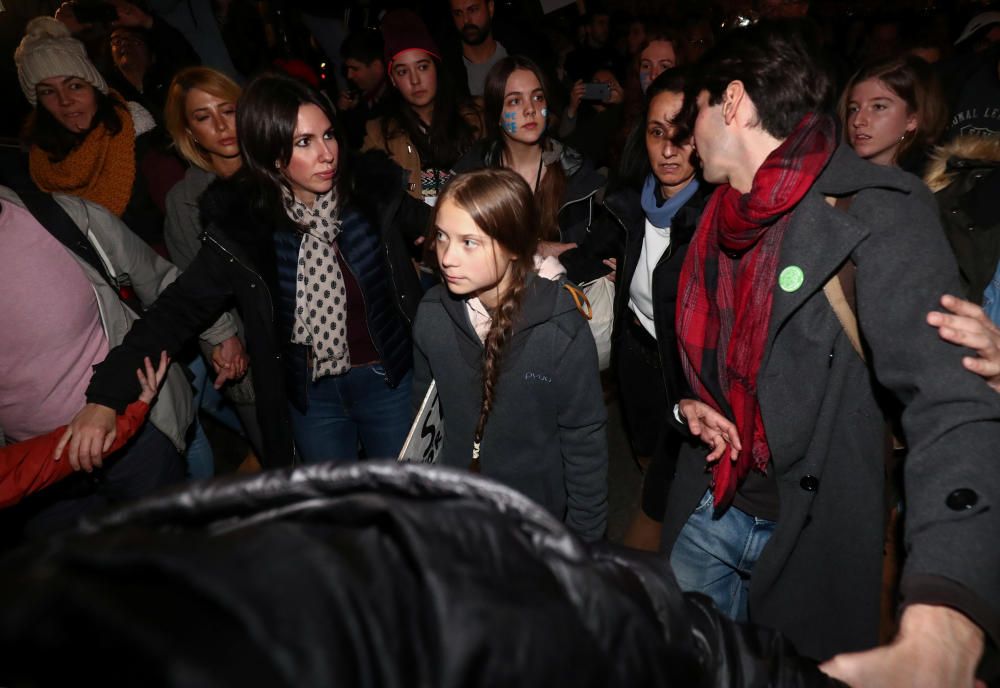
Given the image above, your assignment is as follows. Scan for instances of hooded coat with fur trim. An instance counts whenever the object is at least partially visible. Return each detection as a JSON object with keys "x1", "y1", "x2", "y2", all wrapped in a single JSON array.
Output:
[{"x1": 924, "y1": 135, "x2": 1000, "y2": 303}]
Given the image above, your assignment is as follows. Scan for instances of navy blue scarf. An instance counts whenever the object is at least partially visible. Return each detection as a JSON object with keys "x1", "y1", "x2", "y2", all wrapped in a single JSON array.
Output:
[{"x1": 640, "y1": 173, "x2": 699, "y2": 228}]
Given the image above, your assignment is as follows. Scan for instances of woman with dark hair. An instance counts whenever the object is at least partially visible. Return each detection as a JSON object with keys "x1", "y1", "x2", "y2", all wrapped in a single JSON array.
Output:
[
  {"x1": 453, "y1": 55, "x2": 606, "y2": 283},
  {"x1": 15, "y1": 17, "x2": 171, "y2": 247},
  {"x1": 62, "y1": 72, "x2": 427, "y2": 468},
  {"x1": 362, "y1": 10, "x2": 478, "y2": 205},
  {"x1": 840, "y1": 54, "x2": 946, "y2": 173},
  {"x1": 567, "y1": 68, "x2": 710, "y2": 551}
]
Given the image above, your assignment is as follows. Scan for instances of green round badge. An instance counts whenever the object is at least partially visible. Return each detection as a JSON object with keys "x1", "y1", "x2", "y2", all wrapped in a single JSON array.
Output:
[{"x1": 779, "y1": 266, "x2": 805, "y2": 292}]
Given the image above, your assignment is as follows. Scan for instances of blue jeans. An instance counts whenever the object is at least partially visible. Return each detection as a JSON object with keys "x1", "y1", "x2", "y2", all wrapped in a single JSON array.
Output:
[
  {"x1": 669, "y1": 489, "x2": 776, "y2": 623},
  {"x1": 185, "y1": 356, "x2": 249, "y2": 480},
  {"x1": 290, "y1": 364, "x2": 413, "y2": 463}
]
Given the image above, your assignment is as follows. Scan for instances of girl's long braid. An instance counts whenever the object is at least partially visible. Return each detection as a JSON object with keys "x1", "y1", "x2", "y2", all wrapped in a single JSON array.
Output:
[{"x1": 471, "y1": 265, "x2": 529, "y2": 472}]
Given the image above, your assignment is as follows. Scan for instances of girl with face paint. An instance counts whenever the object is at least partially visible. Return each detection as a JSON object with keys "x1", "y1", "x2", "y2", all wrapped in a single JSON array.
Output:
[{"x1": 453, "y1": 56, "x2": 607, "y2": 284}]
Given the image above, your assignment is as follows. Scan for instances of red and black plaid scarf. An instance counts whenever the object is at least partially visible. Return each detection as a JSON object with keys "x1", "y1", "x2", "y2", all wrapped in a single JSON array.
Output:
[{"x1": 676, "y1": 113, "x2": 837, "y2": 510}]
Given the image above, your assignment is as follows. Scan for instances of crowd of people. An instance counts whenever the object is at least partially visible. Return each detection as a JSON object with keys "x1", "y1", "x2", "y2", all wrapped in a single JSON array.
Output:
[{"x1": 0, "y1": 0, "x2": 998, "y2": 684}]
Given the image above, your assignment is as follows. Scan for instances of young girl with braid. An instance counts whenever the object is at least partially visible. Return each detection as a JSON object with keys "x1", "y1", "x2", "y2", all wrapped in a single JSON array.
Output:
[{"x1": 411, "y1": 169, "x2": 608, "y2": 541}]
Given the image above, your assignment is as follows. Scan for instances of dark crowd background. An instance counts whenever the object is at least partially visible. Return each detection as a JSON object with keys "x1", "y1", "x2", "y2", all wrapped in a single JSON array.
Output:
[{"x1": 0, "y1": 0, "x2": 997, "y2": 148}]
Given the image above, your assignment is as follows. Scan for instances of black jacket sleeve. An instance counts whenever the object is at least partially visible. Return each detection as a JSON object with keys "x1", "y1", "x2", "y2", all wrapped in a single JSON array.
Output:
[
  {"x1": 559, "y1": 205, "x2": 624, "y2": 284},
  {"x1": 86, "y1": 246, "x2": 235, "y2": 412}
]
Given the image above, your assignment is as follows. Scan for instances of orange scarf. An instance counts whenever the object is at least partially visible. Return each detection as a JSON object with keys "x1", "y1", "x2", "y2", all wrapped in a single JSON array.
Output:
[{"x1": 29, "y1": 96, "x2": 136, "y2": 217}]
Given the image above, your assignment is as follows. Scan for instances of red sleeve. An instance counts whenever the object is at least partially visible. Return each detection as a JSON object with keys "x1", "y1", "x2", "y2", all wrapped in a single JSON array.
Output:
[
  {"x1": 103, "y1": 401, "x2": 151, "y2": 454},
  {"x1": 0, "y1": 402, "x2": 150, "y2": 509}
]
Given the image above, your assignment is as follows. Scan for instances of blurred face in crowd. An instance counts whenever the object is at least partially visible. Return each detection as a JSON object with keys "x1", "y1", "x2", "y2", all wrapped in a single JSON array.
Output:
[
  {"x1": 591, "y1": 69, "x2": 624, "y2": 108},
  {"x1": 280, "y1": 104, "x2": 338, "y2": 205},
  {"x1": 588, "y1": 14, "x2": 610, "y2": 47},
  {"x1": 451, "y1": 0, "x2": 494, "y2": 47},
  {"x1": 36, "y1": 76, "x2": 98, "y2": 133},
  {"x1": 185, "y1": 87, "x2": 239, "y2": 164},
  {"x1": 685, "y1": 23, "x2": 712, "y2": 63},
  {"x1": 500, "y1": 68, "x2": 547, "y2": 146},
  {"x1": 626, "y1": 20, "x2": 646, "y2": 56},
  {"x1": 646, "y1": 89, "x2": 696, "y2": 197},
  {"x1": 639, "y1": 40, "x2": 677, "y2": 92},
  {"x1": 435, "y1": 198, "x2": 515, "y2": 308},
  {"x1": 110, "y1": 28, "x2": 150, "y2": 76},
  {"x1": 389, "y1": 49, "x2": 438, "y2": 112},
  {"x1": 845, "y1": 77, "x2": 916, "y2": 166},
  {"x1": 345, "y1": 57, "x2": 384, "y2": 95}
]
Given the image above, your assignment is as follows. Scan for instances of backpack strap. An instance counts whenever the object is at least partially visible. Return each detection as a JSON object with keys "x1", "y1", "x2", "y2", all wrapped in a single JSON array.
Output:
[
  {"x1": 16, "y1": 188, "x2": 142, "y2": 314},
  {"x1": 563, "y1": 283, "x2": 593, "y2": 320},
  {"x1": 823, "y1": 195, "x2": 864, "y2": 361}
]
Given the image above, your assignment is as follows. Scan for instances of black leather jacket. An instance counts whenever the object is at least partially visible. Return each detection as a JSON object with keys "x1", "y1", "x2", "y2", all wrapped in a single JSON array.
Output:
[{"x1": 0, "y1": 463, "x2": 838, "y2": 688}]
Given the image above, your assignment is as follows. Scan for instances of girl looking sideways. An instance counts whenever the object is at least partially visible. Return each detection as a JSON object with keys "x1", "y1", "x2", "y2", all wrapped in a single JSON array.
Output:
[{"x1": 412, "y1": 168, "x2": 608, "y2": 541}]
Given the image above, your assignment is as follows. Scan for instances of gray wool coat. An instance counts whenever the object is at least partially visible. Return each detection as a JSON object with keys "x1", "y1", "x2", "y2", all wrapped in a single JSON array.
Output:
[{"x1": 661, "y1": 145, "x2": 1000, "y2": 661}]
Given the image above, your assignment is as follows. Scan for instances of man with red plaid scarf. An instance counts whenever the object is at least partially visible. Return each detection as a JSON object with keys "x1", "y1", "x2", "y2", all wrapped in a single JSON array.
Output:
[{"x1": 660, "y1": 20, "x2": 999, "y2": 686}]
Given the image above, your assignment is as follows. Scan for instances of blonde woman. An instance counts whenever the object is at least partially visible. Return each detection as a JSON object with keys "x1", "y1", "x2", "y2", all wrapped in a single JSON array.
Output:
[{"x1": 162, "y1": 66, "x2": 261, "y2": 476}]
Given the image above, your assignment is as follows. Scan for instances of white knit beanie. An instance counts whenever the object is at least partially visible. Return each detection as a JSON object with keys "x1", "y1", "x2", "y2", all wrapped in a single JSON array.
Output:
[{"x1": 14, "y1": 16, "x2": 108, "y2": 106}]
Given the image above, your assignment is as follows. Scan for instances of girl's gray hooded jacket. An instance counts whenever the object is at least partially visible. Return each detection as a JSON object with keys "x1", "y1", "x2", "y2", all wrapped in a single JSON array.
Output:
[{"x1": 412, "y1": 274, "x2": 608, "y2": 541}]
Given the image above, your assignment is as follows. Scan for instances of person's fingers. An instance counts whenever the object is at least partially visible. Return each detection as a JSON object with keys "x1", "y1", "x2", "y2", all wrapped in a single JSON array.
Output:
[
  {"x1": 687, "y1": 414, "x2": 703, "y2": 437},
  {"x1": 939, "y1": 325, "x2": 993, "y2": 352},
  {"x1": 68, "y1": 433, "x2": 82, "y2": 471},
  {"x1": 940, "y1": 293, "x2": 986, "y2": 320},
  {"x1": 727, "y1": 424, "x2": 742, "y2": 451},
  {"x1": 85, "y1": 432, "x2": 104, "y2": 471},
  {"x1": 77, "y1": 434, "x2": 95, "y2": 472},
  {"x1": 962, "y1": 355, "x2": 1000, "y2": 377},
  {"x1": 213, "y1": 367, "x2": 234, "y2": 390},
  {"x1": 102, "y1": 430, "x2": 115, "y2": 454},
  {"x1": 706, "y1": 435, "x2": 725, "y2": 463},
  {"x1": 54, "y1": 427, "x2": 72, "y2": 462}
]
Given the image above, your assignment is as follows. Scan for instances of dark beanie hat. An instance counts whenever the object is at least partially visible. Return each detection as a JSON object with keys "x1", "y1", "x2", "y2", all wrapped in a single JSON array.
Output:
[{"x1": 381, "y1": 9, "x2": 441, "y2": 67}]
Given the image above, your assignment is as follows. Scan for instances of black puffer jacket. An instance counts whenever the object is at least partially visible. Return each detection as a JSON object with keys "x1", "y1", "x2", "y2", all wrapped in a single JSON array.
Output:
[{"x1": 0, "y1": 463, "x2": 838, "y2": 688}]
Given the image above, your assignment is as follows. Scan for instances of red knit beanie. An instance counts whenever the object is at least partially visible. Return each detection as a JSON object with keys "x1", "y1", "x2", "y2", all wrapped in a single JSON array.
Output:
[{"x1": 381, "y1": 10, "x2": 441, "y2": 68}]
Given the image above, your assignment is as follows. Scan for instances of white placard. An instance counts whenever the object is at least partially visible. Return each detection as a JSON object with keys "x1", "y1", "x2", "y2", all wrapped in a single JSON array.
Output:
[
  {"x1": 541, "y1": 0, "x2": 575, "y2": 14},
  {"x1": 398, "y1": 380, "x2": 444, "y2": 464}
]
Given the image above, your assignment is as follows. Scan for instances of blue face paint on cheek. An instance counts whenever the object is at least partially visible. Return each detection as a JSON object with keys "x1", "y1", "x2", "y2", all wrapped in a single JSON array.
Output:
[
  {"x1": 540, "y1": 107, "x2": 548, "y2": 118},
  {"x1": 640, "y1": 71, "x2": 652, "y2": 93},
  {"x1": 502, "y1": 111, "x2": 517, "y2": 134}
]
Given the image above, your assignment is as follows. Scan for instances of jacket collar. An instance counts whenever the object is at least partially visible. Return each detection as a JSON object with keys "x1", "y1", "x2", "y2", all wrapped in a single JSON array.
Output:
[
  {"x1": 764, "y1": 145, "x2": 896, "y2": 349},
  {"x1": 604, "y1": 179, "x2": 710, "y2": 245},
  {"x1": 436, "y1": 273, "x2": 573, "y2": 349},
  {"x1": 811, "y1": 144, "x2": 912, "y2": 197}
]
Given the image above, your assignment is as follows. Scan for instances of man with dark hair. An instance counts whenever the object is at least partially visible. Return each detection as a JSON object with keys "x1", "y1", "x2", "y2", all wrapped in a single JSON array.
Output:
[
  {"x1": 337, "y1": 29, "x2": 389, "y2": 150},
  {"x1": 449, "y1": 0, "x2": 507, "y2": 98},
  {"x1": 662, "y1": 20, "x2": 998, "y2": 684},
  {"x1": 564, "y1": 7, "x2": 620, "y2": 83}
]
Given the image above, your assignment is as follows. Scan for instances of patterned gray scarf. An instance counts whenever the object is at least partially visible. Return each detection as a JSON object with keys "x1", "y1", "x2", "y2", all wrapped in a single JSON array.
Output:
[{"x1": 284, "y1": 189, "x2": 350, "y2": 380}]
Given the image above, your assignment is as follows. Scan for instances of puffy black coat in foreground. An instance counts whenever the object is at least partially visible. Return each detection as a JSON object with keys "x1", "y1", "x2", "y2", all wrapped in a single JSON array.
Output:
[{"x1": 0, "y1": 463, "x2": 838, "y2": 688}]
